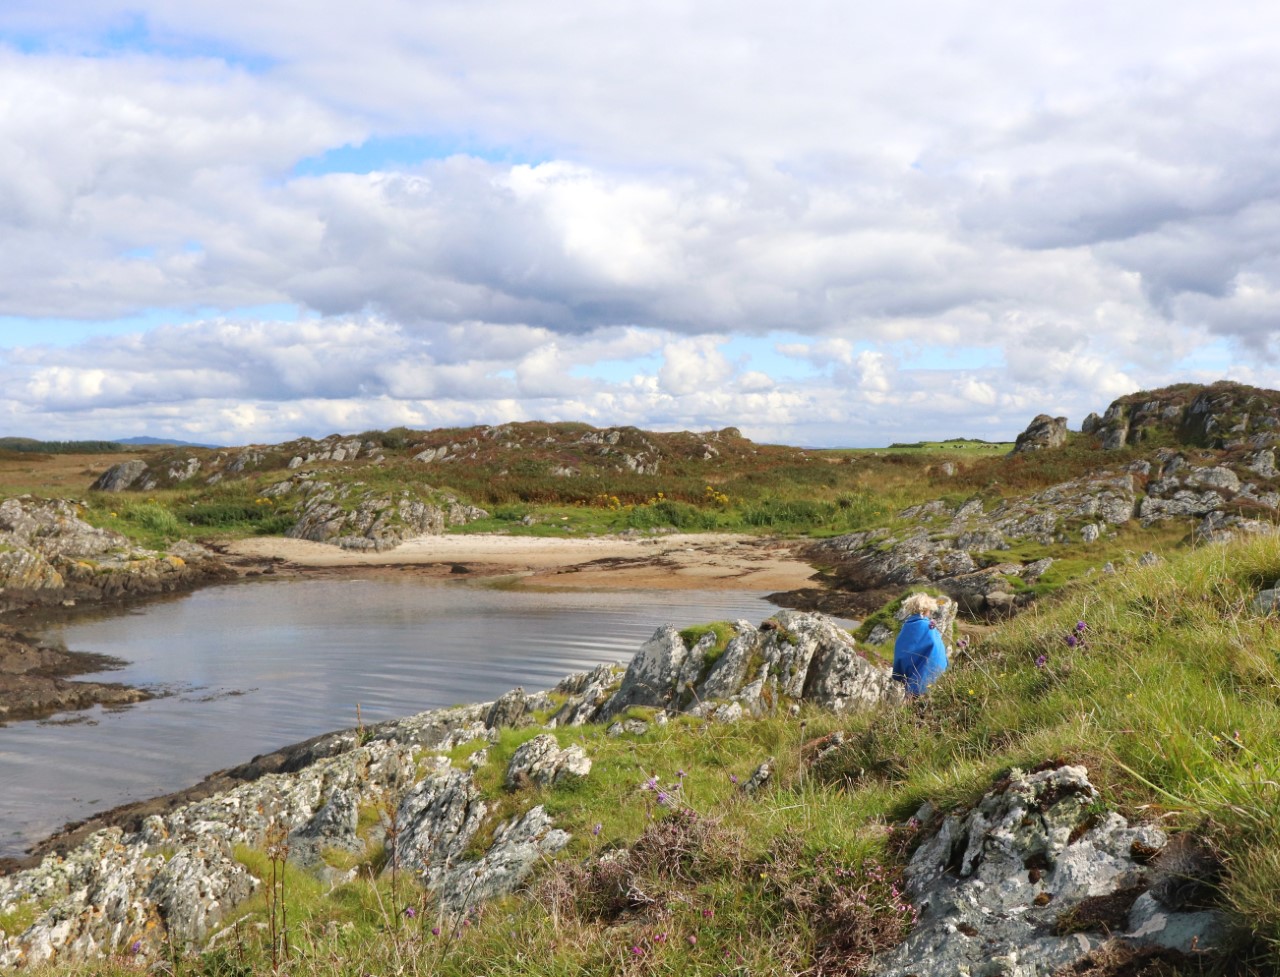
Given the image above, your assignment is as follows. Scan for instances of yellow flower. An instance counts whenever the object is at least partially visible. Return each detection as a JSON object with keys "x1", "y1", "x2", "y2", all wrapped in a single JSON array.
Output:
[{"x1": 967, "y1": 689, "x2": 976, "y2": 696}]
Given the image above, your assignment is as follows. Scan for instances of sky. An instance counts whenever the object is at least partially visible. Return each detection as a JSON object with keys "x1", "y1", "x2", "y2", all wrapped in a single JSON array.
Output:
[{"x1": 1, "y1": 2, "x2": 1279, "y2": 447}]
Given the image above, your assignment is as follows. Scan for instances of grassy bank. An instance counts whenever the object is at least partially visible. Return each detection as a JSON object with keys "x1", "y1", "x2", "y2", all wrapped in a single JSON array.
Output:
[{"x1": 26, "y1": 533, "x2": 1280, "y2": 976}]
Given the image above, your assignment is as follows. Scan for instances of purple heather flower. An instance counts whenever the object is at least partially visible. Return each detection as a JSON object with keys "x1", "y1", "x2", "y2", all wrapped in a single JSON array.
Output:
[
  {"x1": 1076, "y1": 621, "x2": 1087, "y2": 632},
  {"x1": 1065, "y1": 634, "x2": 1078, "y2": 648},
  {"x1": 403, "y1": 906, "x2": 416, "y2": 918},
  {"x1": 1035, "y1": 655, "x2": 1047, "y2": 668},
  {"x1": 592, "y1": 822, "x2": 602, "y2": 836},
  {"x1": 431, "y1": 926, "x2": 441, "y2": 937},
  {"x1": 729, "y1": 774, "x2": 739, "y2": 785},
  {"x1": 632, "y1": 945, "x2": 644, "y2": 956},
  {"x1": 129, "y1": 940, "x2": 142, "y2": 955}
]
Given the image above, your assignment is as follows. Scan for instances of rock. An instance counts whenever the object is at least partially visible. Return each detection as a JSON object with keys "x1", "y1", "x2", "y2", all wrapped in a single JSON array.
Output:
[
  {"x1": 1181, "y1": 466, "x2": 1240, "y2": 494},
  {"x1": 873, "y1": 765, "x2": 1228, "y2": 977},
  {"x1": 741, "y1": 757, "x2": 773, "y2": 795},
  {"x1": 504, "y1": 735, "x2": 592, "y2": 788},
  {"x1": 607, "y1": 719, "x2": 650, "y2": 736},
  {"x1": 1081, "y1": 523, "x2": 1100, "y2": 543},
  {"x1": 595, "y1": 626, "x2": 706, "y2": 721},
  {"x1": 866, "y1": 624, "x2": 893, "y2": 645},
  {"x1": 1253, "y1": 588, "x2": 1280, "y2": 615},
  {"x1": 90, "y1": 460, "x2": 149, "y2": 492},
  {"x1": 549, "y1": 664, "x2": 623, "y2": 727},
  {"x1": 1011, "y1": 414, "x2": 1068, "y2": 453},
  {"x1": 285, "y1": 485, "x2": 489, "y2": 551},
  {"x1": 1081, "y1": 412, "x2": 1103, "y2": 435},
  {"x1": 287, "y1": 788, "x2": 363, "y2": 868},
  {"x1": 433, "y1": 806, "x2": 570, "y2": 914},
  {"x1": 147, "y1": 839, "x2": 257, "y2": 947},
  {"x1": 1247, "y1": 448, "x2": 1278, "y2": 479},
  {"x1": 1138, "y1": 551, "x2": 1163, "y2": 567},
  {"x1": 394, "y1": 760, "x2": 489, "y2": 880},
  {"x1": 0, "y1": 497, "x2": 232, "y2": 612},
  {"x1": 485, "y1": 688, "x2": 532, "y2": 729},
  {"x1": 1195, "y1": 511, "x2": 1280, "y2": 545}
]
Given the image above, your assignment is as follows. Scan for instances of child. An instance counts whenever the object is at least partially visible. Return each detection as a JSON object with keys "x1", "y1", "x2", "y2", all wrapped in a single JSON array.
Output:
[{"x1": 892, "y1": 593, "x2": 949, "y2": 696}]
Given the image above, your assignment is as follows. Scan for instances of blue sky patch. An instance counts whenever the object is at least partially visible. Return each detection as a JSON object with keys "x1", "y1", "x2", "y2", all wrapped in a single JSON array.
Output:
[{"x1": 292, "y1": 134, "x2": 547, "y2": 177}]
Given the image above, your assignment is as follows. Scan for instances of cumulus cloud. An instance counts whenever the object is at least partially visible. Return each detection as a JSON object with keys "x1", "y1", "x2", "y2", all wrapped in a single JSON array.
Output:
[{"x1": 3, "y1": 1, "x2": 1280, "y2": 442}]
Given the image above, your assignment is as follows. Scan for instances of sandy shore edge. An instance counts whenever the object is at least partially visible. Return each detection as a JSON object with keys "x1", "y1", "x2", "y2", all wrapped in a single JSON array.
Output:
[{"x1": 225, "y1": 532, "x2": 819, "y2": 592}]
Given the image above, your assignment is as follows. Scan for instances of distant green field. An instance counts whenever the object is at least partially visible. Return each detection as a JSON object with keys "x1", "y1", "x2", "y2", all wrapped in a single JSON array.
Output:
[{"x1": 821, "y1": 439, "x2": 1013, "y2": 456}]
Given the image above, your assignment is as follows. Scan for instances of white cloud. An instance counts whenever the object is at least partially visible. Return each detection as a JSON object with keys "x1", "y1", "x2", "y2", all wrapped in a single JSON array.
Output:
[{"x1": 3, "y1": 2, "x2": 1280, "y2": 443}]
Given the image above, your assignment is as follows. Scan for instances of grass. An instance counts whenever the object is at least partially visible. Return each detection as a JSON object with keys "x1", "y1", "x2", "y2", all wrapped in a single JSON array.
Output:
[{"x1": 18, "y1": 533, "x2": 1280, "y2": 976}]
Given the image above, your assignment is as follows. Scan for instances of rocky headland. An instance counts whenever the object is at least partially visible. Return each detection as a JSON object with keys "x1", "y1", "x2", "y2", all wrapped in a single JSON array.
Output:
[
  {"x1": 779, "y1": 382, "x2": 1280, "y2": 619},
  {"x1": 0, "y1": 497, "x2": 233, "y2": 724}
]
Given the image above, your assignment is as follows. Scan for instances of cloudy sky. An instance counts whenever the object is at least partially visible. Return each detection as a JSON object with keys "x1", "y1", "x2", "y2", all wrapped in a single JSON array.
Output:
[{"x1": 2, "y1": 1, "x2": 1279, "y2": 447}]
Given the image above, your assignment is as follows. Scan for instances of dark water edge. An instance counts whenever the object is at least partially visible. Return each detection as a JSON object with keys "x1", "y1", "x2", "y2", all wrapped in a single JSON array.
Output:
[{"x1": 1, "y1": 575, "x2": 780, "y2": 857}]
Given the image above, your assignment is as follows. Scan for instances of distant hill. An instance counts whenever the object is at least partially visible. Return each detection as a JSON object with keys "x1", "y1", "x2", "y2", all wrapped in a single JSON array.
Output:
[
  {"x1": 113, "y1": 436, "x2": 222, "y2": 449},
  {"x1": 0, "y1": 437, "x2": 126, "y2": 454}
]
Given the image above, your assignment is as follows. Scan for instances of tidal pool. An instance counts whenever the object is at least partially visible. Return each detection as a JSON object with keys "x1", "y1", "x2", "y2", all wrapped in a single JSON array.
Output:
[{"x1": 2, "y1": 576, "x2": 781, "y2": 856}]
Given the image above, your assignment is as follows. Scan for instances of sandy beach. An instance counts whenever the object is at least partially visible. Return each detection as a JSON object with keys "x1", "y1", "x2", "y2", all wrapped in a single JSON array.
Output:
[{"x1": 224, "y1": 532, "x2": 818, "y2": 592}]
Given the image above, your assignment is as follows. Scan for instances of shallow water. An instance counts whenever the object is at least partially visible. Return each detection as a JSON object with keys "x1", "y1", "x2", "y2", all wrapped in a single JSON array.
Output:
[{"x1": 1, "y1": 576, "x2": 780, "y2": 857}]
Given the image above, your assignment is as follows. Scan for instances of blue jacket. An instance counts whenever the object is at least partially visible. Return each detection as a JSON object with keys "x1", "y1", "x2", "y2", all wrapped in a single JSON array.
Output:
[{"x1": 892, "y1": 615, "x2": 948, "y2": 696}]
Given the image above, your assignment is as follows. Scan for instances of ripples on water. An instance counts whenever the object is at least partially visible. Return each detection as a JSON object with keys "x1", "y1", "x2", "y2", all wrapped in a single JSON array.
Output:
[{"x1": 1, "y1": 576, "x2": 780, "y2": 856}]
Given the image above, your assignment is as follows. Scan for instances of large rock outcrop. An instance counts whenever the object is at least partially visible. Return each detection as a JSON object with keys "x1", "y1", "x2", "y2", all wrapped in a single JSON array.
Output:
[
  {"x1": 0, "y1": 498, "x2": 231, "y2": 612},
  {"x1": 261, "y1": 475, "x2": 487, "y2": 551},
  {"x1": 0, "y1": 699, "x2": 565, "y2": 969},
  {"x1": 580, "y1": 610, "x2": 903, "y2": 725},
  {"x1": 1090, "y1": 382, "x2": 1280, "y2": 452},
  {"x1": 1011, "y1": 414, "x2": 1068, "y2": 453},
  {"x1": 873, "y1": 764, "x2": 1226, "y2": 977}
]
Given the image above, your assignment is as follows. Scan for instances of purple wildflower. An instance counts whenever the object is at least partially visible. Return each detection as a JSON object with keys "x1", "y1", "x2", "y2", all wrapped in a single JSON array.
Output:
[
  {"x1": 1076, "y1": 621, "x2": 1087, "y2": 632},
  {"x1": 656, "y1": 791, "x2": 670, "y2": 806},
  {"x1": 129, "y1": 940, "x2": 142, "y2": 955},
  {"x1": 1035, "y1": 654, "x2": 1047, "y2": 668},
  {"x1": 632, "y1": 945, "x2": 645, "y2": 956},
  {"x1": 431, "y1": 926, "x2": 441, "y2": 936},
  {"x1": 403, "y1": 906, "x2": 416, "y2": 918},
  {"x1": 592, "y1": 822, "x2": 602, "y2": 836},
  {"x1": 643, "y1": 776, "x2": 659, "y2": 791},
  {"x1": 677, "y1": 769, "x2": 687, "y2": 779},
  {"x1": 1065, "y1": 634, "x2": 1078, "y2": 648},
  {"x1": 729, "y1": 774, "x2": 739, "y2": 785}
]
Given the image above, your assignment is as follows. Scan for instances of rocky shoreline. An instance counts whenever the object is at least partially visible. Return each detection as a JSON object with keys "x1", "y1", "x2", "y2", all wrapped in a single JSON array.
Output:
[
  {"x1": 0, "y1": 624, "x2": 149, "y2": 727},
  {"x1": 0, "y1": 604, "x2": 1230, "y2": 975},
  {"x1": 0, "y1": 498, "x2": 241, "y2": 726}
]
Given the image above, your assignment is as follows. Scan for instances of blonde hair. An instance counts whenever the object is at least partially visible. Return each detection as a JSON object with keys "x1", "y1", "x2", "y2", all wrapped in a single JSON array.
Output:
[{"x1": 901, "y1": 592, "x2": 938, "y2": 617}]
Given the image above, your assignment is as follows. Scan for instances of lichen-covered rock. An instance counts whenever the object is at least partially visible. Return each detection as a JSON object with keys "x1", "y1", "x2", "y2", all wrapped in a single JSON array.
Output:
[
  {"x1": 434, "y1": 806, "x2": 570, "y2": 913},
  {"x1": 872, "y1": 765, "x2": 1227, "y2": 977},
  {"x1": 594, "y1": 625, "x2": 704, "y2": 721},
  {"x1": 549, "y1": 664, "x2": 624, "y2": 726},
  {"x1": 395, "y1": 760, "x2": 489, "y2": 880},
  {"x1": 147, "y1": 840, "x2": 257, "y2": 947},
  {"x1": 1012, "y1": 414, "x2": 1068, "y2": 453},
  {"x1": 504, "y1": 735, "x2": 591, "y2": 788},
  {"x1": 90, "y1": 460, "x2": 150, "y2": 492},
  {"x1": 284, "y1": 481, "x2": 488, "y2": 551},
  {"x1": 0, "y1": 497, "x2": 232, "y2": 611}
]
